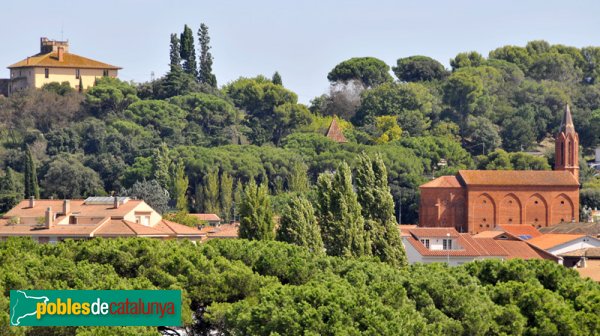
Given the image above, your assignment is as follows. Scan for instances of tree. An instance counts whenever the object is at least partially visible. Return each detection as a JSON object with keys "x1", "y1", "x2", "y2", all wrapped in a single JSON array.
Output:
[
  {"x1": 169, "y1": 33, "x2": 182, "y2": 72},
  {"x1": 315, "y1": 162, "x2": 369, "y2": 257},
  {"x1": 0, "y1": 168, "x2": 23, "y2": 212},
  {"x1": 220, "y1": 172, "x2": 234, "y2": 221},
  {"x1": 287, "y1": 161, "x2": 309, "y2": 193},
  {"x1": 488, "y1": 45, "x2": 532, "y2": 73},
  {"x1": 42, "y1": 155, "x2": 105, "y2": 198},
  {"x1": 152, "y1": 143, "x2": 171, "y2": 191},
  {"x1": 171, "y1": 162, "x2": 189, "y2": 212},
  {"x1": 277, "y1": 196, "x2": 324, "y2": 253},
  {"x1": 123, "y1": 180, "x2": 170, "y2": 214},
  {"x1": 180, "y1": 24, "x2": 198, "y2": 78},
  {"x1": 23, "y1": 147, "x2": 39, "y2": 199},
  {"x1": 327, "y1": 57, "x2": 393, "y2": 87},
  {"x1": 501, "y1": 116, "x2": 536, "y2": 152},
  {"x1": 238, "y1": 179, "x2": 274, "y2": 240},
  {"x1": 393, "y1": 56, "x2": 448, "y2": 82},
  {"x1": 354, "y1": 153, "x2": 407, "y2": 266},
  {"x1": 450, "y1": 51, "x2": 485, "y2": 70},
  {"x1": 233, "y1": 179, "x2": 243, "y2": 221},
  {"x1": 198, "y1": 23, "x2": 217, "y2": 87},
  {"x1": 528, "y1": 52, "x2": 582, "y2": 82},
  {"x1": 202, "y1": 170, "x2": 220, "y2": 215},
  {"x1": 272, "y1": 71, "x2": 282, "y2": 85},
  {"x1": 465, "y1": 116, "x2": 502, "y2": 154}
]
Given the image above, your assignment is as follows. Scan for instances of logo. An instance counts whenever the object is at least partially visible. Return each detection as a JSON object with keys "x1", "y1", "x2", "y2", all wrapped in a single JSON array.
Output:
[{"x1": 10, "y1": 290, "x2": 181, "y2": 326}]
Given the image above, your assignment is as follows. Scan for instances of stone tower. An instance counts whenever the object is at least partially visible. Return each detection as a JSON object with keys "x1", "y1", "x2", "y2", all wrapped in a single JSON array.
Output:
[{"x1": 555, "y1": 105, "x2": 579, "y2": 181}]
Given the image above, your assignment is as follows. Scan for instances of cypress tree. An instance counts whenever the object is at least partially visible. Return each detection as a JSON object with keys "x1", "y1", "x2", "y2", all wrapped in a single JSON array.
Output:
[
  {"x1": 272, "y1": 71, "x2": 282, "y2": 85},
  {"x1": 171, "y1": 162, "x2": 189, "y2": 212},
  {"x1": 197, "y1": 23, "x2": 217, "y2": 87},
  {"x1": 238, "y1": 179, "x2": 274, "y2": 240},
  {"x1": 287, "y1": 161, "x2": 309, "y2": 193},
  {"x1": 169, "y1": 33, "x2": 182, "y2": 72},
  {"x1": 355, "y1": 153, "x2": 407, "y2": 267},
  {"x1": 277, "y1": 196, "x2": 324, "y2": 253},
  {"x1": 23, "y1": 147, "x2": 40, "y2": 199},
  {"x1": 220, "y1": 172, "x2": 233, "y2": 221},
  {"x1": 152, "y1": 143, "x2": 171, "y2": 191},
  {"x1": 180, "y1": 25, "x2": 198, "y2": 78},
  {"x1": 202, "y1": 170, "x2": 220, "y2": 214},
  {"x1": 233, "y1": 179, "x2": 243, "y2": 221},
  {"x1": 315, "y1": 162, "x2": 369, "y2": 257},
  {"x1": 0, "y1": 168, "x2": 23, "y2": 212}
]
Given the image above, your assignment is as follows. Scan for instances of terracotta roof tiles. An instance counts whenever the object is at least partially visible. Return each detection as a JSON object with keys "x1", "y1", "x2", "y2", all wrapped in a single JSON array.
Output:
[
  {"x1": 527, "y1": 234, "x2": 586, "y2": 250},
  {"x1": 8, "y1": 52, "x2": 120, "y2": 70},
  {"x1": 458, "y1": 170, "x2": 579, "y2": 187},
  {"x1": 420, "y1": 176, "x2": 462, "y2": 188},
  {"x1": 326, "y1": 118, "x2": 347, "y2": 143}
]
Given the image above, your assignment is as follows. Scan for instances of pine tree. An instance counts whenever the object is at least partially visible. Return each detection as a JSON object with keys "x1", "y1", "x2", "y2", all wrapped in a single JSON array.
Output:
[
  {"x1": 23, "y1": 147, "x2": 40, "y2": 199},
  {"x1": 315, "y1": 162, "x2": 369, "y2": 257},
  {"x1": 220, "y1": 172, "x2": 233, "y2": 221},
  {"x1": 355, "y1": 153, "x2": 407, "y2": 266},
  {"x1": 238, "y1": 179, "x2": 274, "y2": 240},
  {"x1": 197, "y1": 23, "x2": 217, "y2": 87},
  {"x1": 287, "y1": 161, "x2": 309, "y2": 193},
  {"x1": 171, "y1": 162, "x2": 189, "y2": 212},
  {"x1": 152, "y1": 143, "x2": 171, "y2": 191},
  {"x1": 277, "y1": 196, "x2": 324, "y2": 253},
  {"x1": 272, "y1": 71, "x2": 282, "y2": 85},
  {"x1": 202, "y1": 170, "x2": 220, "y2": 214},
  {"x1": 169, "y1": 33, "x2": 182, "y2": 72},
  {"x1": 180, "y1": 25, "x2": 198, "y2": 78}
]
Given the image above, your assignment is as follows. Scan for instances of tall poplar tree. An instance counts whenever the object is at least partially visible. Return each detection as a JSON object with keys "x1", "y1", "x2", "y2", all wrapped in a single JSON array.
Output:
[
  {"x1": 152, "y1": 143, "x2": 171, "y2": 191},
  {"x1": 171, "y1": 162, "x2": 189, "y2": 212},
  {"x1": 197, "y1": 23, "x2": 217, "y2": 87},
  {"x1": 180, "y1": 25, "x2": 198, "y2": 78},
  {"x1": 23, "y1": 147, "x2": 39, "y2": 199},
  {"x1": 277, "y1": 196, "x2": 324, "y2": 253},
  {"x1": 287, "y1": 161, "x2": 309, "y2": 193},
  {"x1": 315, "y1": 162, "x2": 369, "y2": 257},
  {"x1": 233, "y1": 179, "x2": 243, "y2": 221},
  {"x1": 238, "y1": 179, "x2": 274, "y2": 240},
  {"x1": 355, "y1": 153, "x2": 407, "y2": 267},
  {"x1": 169, "y1": 33, "x2": 182, "y2": 72},
  {"x1": 202, "y1": 170, "x2": 220, "y2": 214},
  {"x1": 220, "y1": 172, "x2": 233, "y2": 221}
]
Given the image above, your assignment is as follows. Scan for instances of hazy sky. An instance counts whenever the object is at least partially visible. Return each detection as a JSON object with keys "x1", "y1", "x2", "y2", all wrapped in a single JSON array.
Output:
[{"x1": 2, "y1": 1, "x2": 600, "y2": 103}]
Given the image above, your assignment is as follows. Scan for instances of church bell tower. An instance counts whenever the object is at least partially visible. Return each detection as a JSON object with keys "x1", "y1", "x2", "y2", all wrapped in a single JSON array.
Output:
[{"x1": 555, "y1": 105, "x2": 579, "y2": 181}]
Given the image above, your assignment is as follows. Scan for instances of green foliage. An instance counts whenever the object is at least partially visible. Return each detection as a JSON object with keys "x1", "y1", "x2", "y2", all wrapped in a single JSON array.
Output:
[
  {"x1": 42, "y1": 81, "x2": 74, "y2": 96},
  {"x1": 171, "y1": 162, "x2": 189, "y2": 212},
  {"x1": 239, "y1": 179, "x2": 275, "y2": 240},
  {"x1": 271, "y1": 71, "x2": 282, "y2": 85},
  {"x1": 202, "y1": 170, "x2": 220, "y2": 215},
  {"x1": 163, "y1": 211, "x2": 201, "y2": 227},
  {"x1": 198, "y1": 23, "x2": 217, "y2": 87},
  {"x1": 287, "y1": 161, "x2": 310, "y2": 193},
  {"x1": 393, "y1": 55, "x2": 448, "y2": 82},
  {"x1": 0, "y1": 168, "x2": 23, "y2": 213},
  {"x1": 581, "y1": 189, "x2": 600, "y2": 210},
  {"x1": 277, "y1": 196, "x2": 324, "y2": 253},
  {"x1": 316, "y1": 162, "x2": 369, "y2": 257},
  {"x1": 180, "y1": 24, "x2": 198, "y2": 78},
  {"x1": 354, "y1": 153, "x2": 407, "y2": 266},
  {"x1": 23, "y1": 147, "x2": 39, "y2": 199},
  {"x1": 219, "y1": 172, "x2": 234, "y2": 221},
  {"x1": 450, "y1": 51, "x2": 485, "y2": 70},
  {"x1": 476, "y1": 149, "x2": 551, "y2": 171},
  {"x1": 327, "y1": 57, "x2": 393, "y2": 87},
  {"x1": 85, "y1": 77, "x2": 139, "y2": 116},
  {"x1": 169, "y1": 33, "x2": 182, "y2": 72},
  {"x1": 42, "y1": 155, "x2": 105, "y2": 198}
]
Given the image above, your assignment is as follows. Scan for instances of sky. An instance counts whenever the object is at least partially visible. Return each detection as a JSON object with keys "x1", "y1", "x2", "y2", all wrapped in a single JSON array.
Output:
[{"x1": 2, "y1": 0, "x2": 600, "y2": 103}]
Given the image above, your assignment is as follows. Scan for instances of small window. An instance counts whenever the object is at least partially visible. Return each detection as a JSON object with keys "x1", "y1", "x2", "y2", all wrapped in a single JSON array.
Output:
[
  {"x1": 420, "y1": 239, "x2": 430, "y2": 248},
  {"x1": 75, "y1": 69, "x2": 80, "y2": 79},
  {"x1": 44, "y1": 68, "x2": 49, "y2": 78},
  {"x1": 443, "y1": 239, "x2": 452, "y2": 250},
  {"x1": 103, "y1": 69, "x2": 109, "y2": 77}
]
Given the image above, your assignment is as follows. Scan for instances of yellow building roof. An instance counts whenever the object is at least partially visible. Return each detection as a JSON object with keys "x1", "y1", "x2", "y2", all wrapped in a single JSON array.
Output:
[{"x1": 8, "y1": 52, "x2": 120, "y2": 70}]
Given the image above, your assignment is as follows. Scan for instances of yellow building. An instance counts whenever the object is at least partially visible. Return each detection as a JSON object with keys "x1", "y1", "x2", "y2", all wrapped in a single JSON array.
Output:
[{"x1": 6, "y1": 37, "x2": 121, "y2": 95}]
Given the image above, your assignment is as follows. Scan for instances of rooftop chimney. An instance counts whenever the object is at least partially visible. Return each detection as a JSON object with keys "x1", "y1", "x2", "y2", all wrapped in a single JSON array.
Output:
[
  {"x1": 57, "y1": 46, "x2": 64, "y2": 62},
  {"x1": 45, "y1": 207, "x2": 53, "y2": 228},
  {"x1": 114, "y1": 196, "x2": 119, "y2": 209},
  {"x1": 62, "y1": 199, "x2": 70, "y2": 215},
  {"x1": 29, "y1": 196, "x2": 35, "y2": 208}
]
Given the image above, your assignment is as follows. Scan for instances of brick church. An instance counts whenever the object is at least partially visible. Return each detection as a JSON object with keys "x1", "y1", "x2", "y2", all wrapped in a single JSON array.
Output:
[{"x1": 419, "y1": 106, "x2": 580, "y2": 234}]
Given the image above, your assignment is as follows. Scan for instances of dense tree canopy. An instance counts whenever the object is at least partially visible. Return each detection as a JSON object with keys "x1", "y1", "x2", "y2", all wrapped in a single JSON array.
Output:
[{"x1": 327, "y1": 57, "x2": 393, "y2": 87}]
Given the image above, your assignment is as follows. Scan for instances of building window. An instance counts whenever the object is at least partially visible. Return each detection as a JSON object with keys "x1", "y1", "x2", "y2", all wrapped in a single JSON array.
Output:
[
  {"x1": 420, "y1": 239, "x2": 430, "y2": 248},
  {"x1": 75, "y1": 69, "x2": 80, "y2": 79},
  {"x1": 443, "y1": 239, "x2": 452, "y2": 250},
  {"x1": 103, "y1": 69, "x2": 109, "y2": 77},
  {"x1": 45, "y1": 68, "x2": 49, "y2": 78}
]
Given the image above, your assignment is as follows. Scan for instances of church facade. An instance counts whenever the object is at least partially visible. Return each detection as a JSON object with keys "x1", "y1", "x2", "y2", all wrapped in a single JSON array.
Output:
[{"x1": 419, "y1": 106, "x2": 580, "y2": 234}]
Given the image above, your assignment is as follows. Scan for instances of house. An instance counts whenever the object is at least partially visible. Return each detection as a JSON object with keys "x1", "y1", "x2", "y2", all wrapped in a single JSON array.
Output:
[
  {"x1": 401, "y1": 227, "x2": 557, "y2": 266},
  {"x1": 0, "y1": 197, "x2": 203, "y2": 243},
  {"x1": 5, "y1": 37, "x2": 120, "y2": 95},
  {"x1": 189, "y1": 213, "x2": 222, "y2": 226},
  {"x1": 559, "y1": 247, "x2": 600, "y2": 281},
  {"x1": 419, "y1": 105, "x2": 580, "y2": 234},
  {"x1": 199, "y1": 223, "x2": 239, "y2": 241},
  {"x1": 526, "y1": 234, "x2": 600, "y2": 260},
  {"x1": 495, "y1": 224, "x2": 542, "y2": 240}
]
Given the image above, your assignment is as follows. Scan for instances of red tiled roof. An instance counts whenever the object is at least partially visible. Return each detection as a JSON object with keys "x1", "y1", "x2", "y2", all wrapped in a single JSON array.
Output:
[
  {"x1": 157, "y1": 220, "x2": 204, "y2": 237},
  {"x1": 189, "y1": 214, "x2": 221, "y2": 221},
  {"x1": 495, "y1": 240, "x2": 552, "y2": 260},
  {"x1": 420, "y1": 176, "x2": 462, "y2": 188},
  {"x1": 458, "y1": 170, "x2": 579, "y2": 187},
  {"x1": 409, "y1": 228, "x2": 460, "y2": 238},
  {"x1": 527, "y1": 234, "x2": 586, "y2": 250},
  {"x1": 326, "y1": 118, "x2": 347, "y2": 143},
  {"x1": 8, "y1": 52, "x2": 120, "y2": 70},
  {"x1": 497, "y1": 224, "x2": 542, "y2": 239},
  {"x1": 199, "y1": 223, "x2": 239, "y2": 239}
]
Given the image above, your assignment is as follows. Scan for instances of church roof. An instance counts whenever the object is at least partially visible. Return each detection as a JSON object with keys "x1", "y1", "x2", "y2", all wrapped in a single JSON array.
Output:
[
  {"x1": 8, "y1": 52, "x2": 121, "y2": 70},
  {"x1": 326, "y1": 118, "x2": 347, "y2": 143},
  {"x1": 560, "y1": 104, "x2": 576, "y2": 135},
  {"x1": 457, "y1": 170, "x2": 579, "y2": 187},
  {"x1": 420, "y1": 176, "x2": 462, "y2": 188}
]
